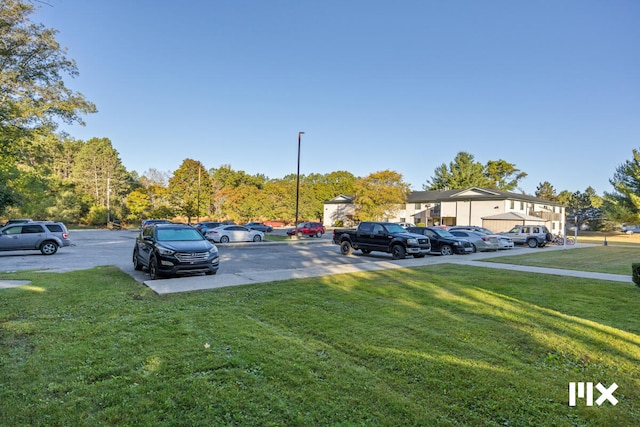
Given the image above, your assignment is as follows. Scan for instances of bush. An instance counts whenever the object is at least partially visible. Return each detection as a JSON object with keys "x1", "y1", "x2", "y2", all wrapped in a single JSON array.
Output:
[
  {"x1": 633, "y1": 263, "x2": 640, "y2": 287},
  {"x1": 84, "y1": 205, "x2": 108, "y2": 226},
  {"x1": 334, "y1": 220, "x2": 344, "y2": 227}
]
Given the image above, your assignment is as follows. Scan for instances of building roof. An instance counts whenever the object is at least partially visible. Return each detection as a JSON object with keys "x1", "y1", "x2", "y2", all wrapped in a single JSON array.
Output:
[
  {"x1": 481, "y1": 212, "x2": 548, "y2": 222},
  {"x1": 324, "y1": 194, "x2": 354, "y2": 204},
  {"x1": 407, "y1": 187, "x2": 563, "y2": 206}
]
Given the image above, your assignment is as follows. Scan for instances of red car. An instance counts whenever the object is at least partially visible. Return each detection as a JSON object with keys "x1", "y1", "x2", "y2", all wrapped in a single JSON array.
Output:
[{"x1": 287, "y1": 221, "x2": 326, "y2": 238}]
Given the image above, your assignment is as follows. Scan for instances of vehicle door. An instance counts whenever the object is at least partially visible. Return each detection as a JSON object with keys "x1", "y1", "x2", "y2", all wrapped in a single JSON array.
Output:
[
  {"x1": 355, "y1": 222, "x2": 376, "y2": 249},
  {"x1": 228, "y1": 226, "x2": 246, "y2": 241},
  {"x1": 0, "y1": 224, "x2": 45, "y2": 250},
  {"x1": 138, "y1": 226, "x2": 155, "y2": 265},
  {"x1": 370, "y1": 223, "x2": 391, "y2": 252},
  {"x1": 0, "y1": 225, "x2": 26, "y2": 250},
  {"x1": 423, "y1": 229, "x2": 440, "y2": 251}
]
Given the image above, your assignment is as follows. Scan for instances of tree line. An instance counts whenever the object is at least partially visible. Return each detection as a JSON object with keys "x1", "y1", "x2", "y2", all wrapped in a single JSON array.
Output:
[{"x1": 1, "y1": 0, "x2": 639, "y2": 230}]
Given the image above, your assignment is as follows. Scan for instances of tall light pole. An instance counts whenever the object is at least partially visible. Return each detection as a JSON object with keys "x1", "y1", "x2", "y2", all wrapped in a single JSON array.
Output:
[{"x1": 294, "y1": 131, "x2": 304, "y2": 238}]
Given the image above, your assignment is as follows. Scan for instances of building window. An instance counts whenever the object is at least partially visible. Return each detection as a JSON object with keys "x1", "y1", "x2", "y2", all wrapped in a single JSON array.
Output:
[
  {"x1": 510, "y1": 200, "x2": 514, "y2": 209},
  {"x1": 415, "y1": 203, "x2": 421, "y2": 209},
  {"x1": 520, "y1": 201, "x2": 524, "y2": 210}
]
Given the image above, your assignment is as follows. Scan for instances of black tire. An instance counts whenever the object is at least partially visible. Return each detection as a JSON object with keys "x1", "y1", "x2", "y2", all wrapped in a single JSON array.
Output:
[
  {"x1": 440, "y1": 245, "x2": 453, "y2": 256},
  {"x1": 133, "y1": 249, "x2": 143, "y2": 270},
  {"x1": 527, "y1": 238, "x2": 538, "y2": 248},
  {"x1": 149, "y1": 257, "x2": 160, "y2": 280},
  {"x1": 253, "y1": 235, "x2": 262, "y2": 242},
  {"x1": 220, "y1": 235, "x2": 230, "y2": 243},
  {"x1": 545, "y1": 232, "x2": 553, "y2": 242},
  {"x1": 40, "y1": 241, "x2": 58, "y2": 255},
  {"x1": 361, "y1": 249, "x2": 371, "y2": 254},
  {"x1": 316, "y1": 231, "x2": 323, "y2": 238},
  {"x1": 340, "y1": 240, "x2": 353, "y2": 256},
  {"x1": 391, "y1": 245, "x2": 406, "y2": 260},
  {"x1": 471, "y1": 244, "x2": 478, "y2": 253}
]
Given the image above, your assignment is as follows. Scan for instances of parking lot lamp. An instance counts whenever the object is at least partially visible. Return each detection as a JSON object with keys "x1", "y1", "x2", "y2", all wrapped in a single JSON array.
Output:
[{"x1": 294, "y1": 131, "x2": 304, "y2": 239}]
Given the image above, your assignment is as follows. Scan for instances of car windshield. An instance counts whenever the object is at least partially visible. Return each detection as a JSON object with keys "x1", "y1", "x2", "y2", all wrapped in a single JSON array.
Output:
[
  {"x1": 433, "y1": 228, "x2": 455, "y2": 238},
  {"x1": 157, "y1": 228, "x2": 204, "y2": 241},
  {"x1": 385, "y1": 224, "x2": 406, "y2": 233},
  {"x1": 475, "y1": 227, "x2": 494, "y2": 234}
]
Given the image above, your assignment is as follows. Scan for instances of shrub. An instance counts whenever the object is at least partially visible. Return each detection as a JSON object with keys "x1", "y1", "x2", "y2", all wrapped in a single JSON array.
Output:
[{"x1": 633, "y1": 263, "x2": 640, "y2": 287}]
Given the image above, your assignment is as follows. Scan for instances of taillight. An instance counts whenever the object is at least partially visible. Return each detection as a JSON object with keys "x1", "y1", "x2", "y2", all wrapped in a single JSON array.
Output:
[{"x1": 62, "y1": 232, "x2": 69, "y2": 238}]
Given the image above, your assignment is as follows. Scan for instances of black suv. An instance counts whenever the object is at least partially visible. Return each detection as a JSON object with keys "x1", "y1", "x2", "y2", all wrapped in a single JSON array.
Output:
[{"x1": 133, "y1": 223, "x2": 219, "y2": 279}]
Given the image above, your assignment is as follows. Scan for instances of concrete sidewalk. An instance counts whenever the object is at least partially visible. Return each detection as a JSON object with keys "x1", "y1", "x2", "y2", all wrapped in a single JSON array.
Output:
[
  {"x1": 1, "y1": 243, "x2": 633, "y2": 293},
  {"x1": 144, "y1": 246, "x2": 634, "y2": 294}
]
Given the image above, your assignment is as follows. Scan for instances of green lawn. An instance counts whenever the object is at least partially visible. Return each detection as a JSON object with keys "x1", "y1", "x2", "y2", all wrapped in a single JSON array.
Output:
[
  {"x1": 481, "y1": 246, "x2": 638, "y2": 275},
  {"x1": 1, "y1": 265, "x2": 638, "y2": 426}
]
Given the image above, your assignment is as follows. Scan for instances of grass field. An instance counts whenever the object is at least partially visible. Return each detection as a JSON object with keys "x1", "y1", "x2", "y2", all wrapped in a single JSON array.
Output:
[
  {"x1": 482, "y1": 245, "x2": 638, "y2": 275},
  {"x1": 1, "y1": 260, "x2": 639, "y2": 426}
]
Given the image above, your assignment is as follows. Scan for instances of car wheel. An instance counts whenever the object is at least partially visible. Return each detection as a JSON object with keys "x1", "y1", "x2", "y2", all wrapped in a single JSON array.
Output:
[
  {"x1": 133, "y1": 249, "x2": 143, "y2": 270},
  {"x1": 471, "y1": 244, "x2": 477, "y2": 253},
  {"x1": 149, "y1": 257, "x2": 160, "y2": 280},
  {"x1": 220, "y1": 236, "x2": 230, "y2": 243},
  {"x1": 440, "y1": 245, "x2": 453, "y2": 256},
  {"x1": 253, "y1": 235, "x2": 262, "y2": 242},
  {"x1": 340, "y1": 241, "x2": 353, "y2": 256},
  {"x1": 315, "y1": 231, "x2": 323, "y2": 238},
  {"x1": 527, "y1": 238, "x2": 538, "y2": 248},
  {"x1": 361, "y1": 249, "x2": 371, "y2": 254},
  {"x1": 40, "y1": 241, "x2": 58, "y2": 255},
  {"x1": 391, "y1": 245, "x2": 406, "y2": 260}
]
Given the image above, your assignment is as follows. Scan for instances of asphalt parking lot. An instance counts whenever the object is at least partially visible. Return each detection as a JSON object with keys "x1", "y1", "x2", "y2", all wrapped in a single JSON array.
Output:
[{"x1": 1, "y1": 229, "x2": 632, "y2": 294}]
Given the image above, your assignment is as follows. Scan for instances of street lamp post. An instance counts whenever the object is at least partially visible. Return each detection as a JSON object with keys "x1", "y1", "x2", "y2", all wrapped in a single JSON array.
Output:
[{"x1": 294, "y1": 132, "x2": 304, "y2": 239}]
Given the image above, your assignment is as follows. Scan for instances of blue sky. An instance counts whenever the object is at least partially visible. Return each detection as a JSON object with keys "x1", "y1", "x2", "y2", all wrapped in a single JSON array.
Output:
[{"x1": 36, "y1": 0, "x2": 639, "y2": 195}]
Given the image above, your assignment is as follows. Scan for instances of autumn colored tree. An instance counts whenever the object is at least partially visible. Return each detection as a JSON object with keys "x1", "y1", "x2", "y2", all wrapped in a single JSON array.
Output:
[
  {"x1": 354, "y1": 170, "x2": 410, "y2": 221},
  {"x1": 167, "y1": 159, "x2": 212, "y2": 223}
]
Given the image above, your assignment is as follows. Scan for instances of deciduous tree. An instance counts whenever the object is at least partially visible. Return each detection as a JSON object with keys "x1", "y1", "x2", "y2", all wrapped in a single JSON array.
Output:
[
  {"x1": 354, "y1": 170, "x2": 410, "y2": 221},
  {"x1": 167, "y1": 159, "x2": 212, "y2": 223},
  {"x1": 0, "y1": 0, "x2": 95, "y2": 213}
]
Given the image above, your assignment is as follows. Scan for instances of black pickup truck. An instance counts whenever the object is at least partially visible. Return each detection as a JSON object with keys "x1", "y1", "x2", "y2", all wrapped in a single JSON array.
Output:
[{"x1": 332, "y1": 222, "x2": 431, "y2": 259}]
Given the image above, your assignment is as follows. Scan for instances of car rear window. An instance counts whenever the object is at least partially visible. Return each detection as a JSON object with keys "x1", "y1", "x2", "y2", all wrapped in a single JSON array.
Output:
[
  {"x1": 23, "y1": 225, "x2": 45, "y2": 233},
  {"x1": 46, "y1": 224, "x2": 64, "y2": 232}
]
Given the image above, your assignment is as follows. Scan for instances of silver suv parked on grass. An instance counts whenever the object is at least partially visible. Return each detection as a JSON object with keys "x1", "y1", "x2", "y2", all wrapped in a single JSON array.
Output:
[{"x1": 0, "y1": 221, "x2": 71, "y2": 255}]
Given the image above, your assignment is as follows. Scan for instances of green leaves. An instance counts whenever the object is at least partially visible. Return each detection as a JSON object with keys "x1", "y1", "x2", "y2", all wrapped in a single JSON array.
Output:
[{"x1": 424, "y1": 151, "x2": 527, "y2": 191}]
